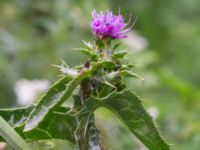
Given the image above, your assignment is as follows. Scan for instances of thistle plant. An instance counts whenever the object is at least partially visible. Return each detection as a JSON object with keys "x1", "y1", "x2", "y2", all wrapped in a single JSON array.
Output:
[{"x1": 0, "y1": 10, "x2": 170, "y2": 150}]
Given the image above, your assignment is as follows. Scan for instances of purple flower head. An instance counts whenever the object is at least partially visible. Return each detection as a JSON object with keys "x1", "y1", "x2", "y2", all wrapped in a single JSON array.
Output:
[{"x1": 90, "y1": 10, "x2": 132, "y2": 39}]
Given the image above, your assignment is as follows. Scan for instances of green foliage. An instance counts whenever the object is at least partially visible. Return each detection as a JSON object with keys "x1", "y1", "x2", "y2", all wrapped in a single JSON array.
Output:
[
  {"x1": 82, "y1": 90, "x2": 169, "y2": 149},
  {"x1": 101, "y1": 90, "x2": 169, "y2": 149},
  {"x1": 0, "y1": 106, "x2": 34, "y2": 127},
  {"x1": 0, "y1": 107, "x2": 76, "y2": 143},
  {"x1": 0, "y1": 116, "x2": 32, "y2": 150},
  {"x1": 0, "y1": 0, "x2": 200, "y2": 149},
  {"x1": 24, "y1": 76, "x2": 74, "y2": 132},
  {"x1": 0, "y1": 91, "x2": 169, "y2": 149},
  {"x1": 0, "y1": 38, "x2": 169, "y2": 150}
]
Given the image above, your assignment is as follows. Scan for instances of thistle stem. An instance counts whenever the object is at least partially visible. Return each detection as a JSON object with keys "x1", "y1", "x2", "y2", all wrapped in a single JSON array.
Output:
[{"x1": 75, "y1": 76, "x2": 103, "y2": 150}]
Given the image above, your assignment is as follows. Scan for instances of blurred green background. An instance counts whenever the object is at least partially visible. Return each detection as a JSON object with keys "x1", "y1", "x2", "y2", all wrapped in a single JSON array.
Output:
[{"x1": 1, "y1": 0, "x2": 200, "y2": 149}]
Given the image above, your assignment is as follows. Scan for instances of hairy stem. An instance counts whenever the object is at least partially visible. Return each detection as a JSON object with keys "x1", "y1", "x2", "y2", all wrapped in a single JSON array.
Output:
[{"x1": 75, "y1": 75, "x2": 103, "y2": 150}]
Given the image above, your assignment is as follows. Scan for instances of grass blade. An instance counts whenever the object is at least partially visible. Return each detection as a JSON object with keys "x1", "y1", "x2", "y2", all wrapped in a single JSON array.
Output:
[{"x1": 0, "y1": 116, "x2": 32, "y2": 150}]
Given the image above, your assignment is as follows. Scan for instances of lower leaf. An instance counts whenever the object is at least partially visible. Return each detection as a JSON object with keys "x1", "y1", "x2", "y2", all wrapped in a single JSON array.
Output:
[
  {"x1": 86, "y1": 90, "x2": 170, "y2": 150},
  {"x1": 0, "y1": 107, "x2": 77, "y2": 144}
]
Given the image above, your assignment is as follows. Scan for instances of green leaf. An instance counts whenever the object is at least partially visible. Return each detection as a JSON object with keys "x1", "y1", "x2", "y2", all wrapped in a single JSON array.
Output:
[
  {"x1": 0, "y1": 106, "x2": 34, "y2": 127},
  {"x1": 95, "y1": 40, "x2": 104, "y2": 48},
  {"x1": 100, "y1": 60, "x2": 115, "y2": 69},
  {"x1": 74, "y1": 48, "x2": 98, "y2": 61},
  {"x1": 23, "y1": 111, "x2": 76, "y2": 143},
  {"x1": 0, "y1": 107, "x2": 77, "y2": 143},
  {"x1": 112, "y1": 42, "x2": 121, "y2": 50},
  {"x1": 24, "y1": 60, "x2": 120, "y2": 133},
  {"x1": 74, "y1": 48, "x2": 91, "y2": 55},
  {"x1": 113, "y1": 51, "x2": 127, "y2": 59},
  {"x1": 120, "y1": 70, "x2": 144, "y2": 81},
  {"x1": 24, "y1": 61, "x2": 106, "y2": 132},
  {"x1": 24, "y1": 76, "x2": 76, "y2": 132},
  {"x1": 85, "y1": 90, "x2": 169, "y2": 150},
  {"x1": 0, "y1": 116, "x2": 32, "y2": 150}
]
